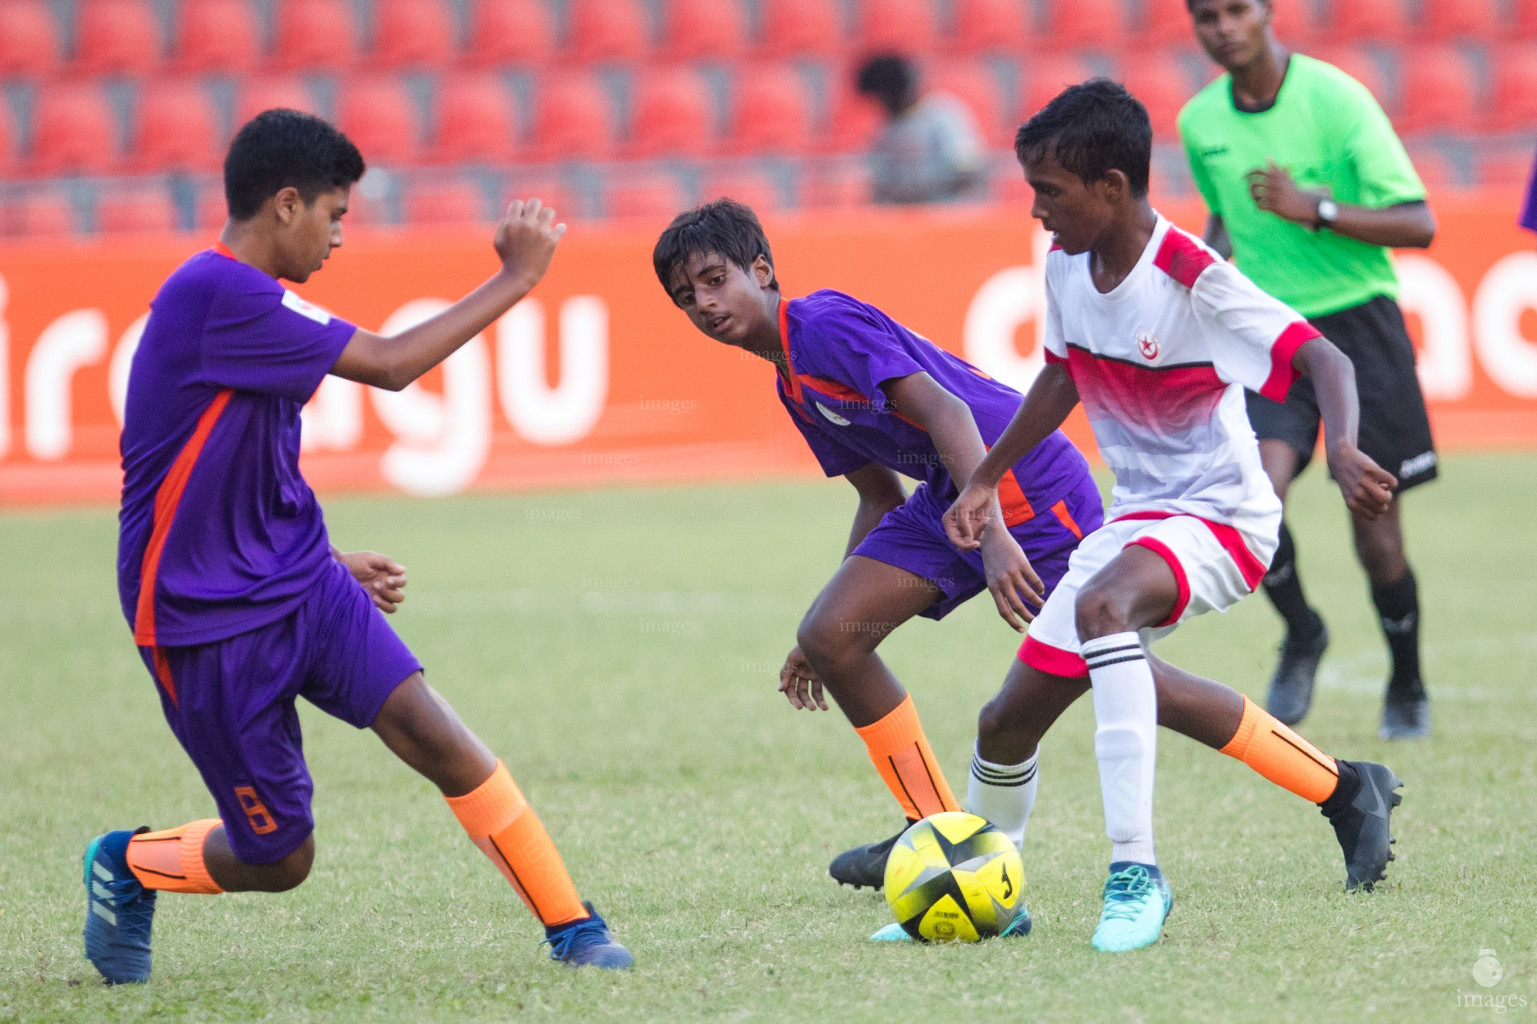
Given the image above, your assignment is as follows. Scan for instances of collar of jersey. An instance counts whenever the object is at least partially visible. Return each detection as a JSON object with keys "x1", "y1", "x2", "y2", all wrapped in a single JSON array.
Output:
[
  {"x1": 1092, "y1": 214, "x2": 1170, "y2": 304},
  {"x1": 776, "y1": 297, "x2": 805, "y2": 405},
  {"x1": 211, "y1": 241, "x2": 237, "y2": 260}
]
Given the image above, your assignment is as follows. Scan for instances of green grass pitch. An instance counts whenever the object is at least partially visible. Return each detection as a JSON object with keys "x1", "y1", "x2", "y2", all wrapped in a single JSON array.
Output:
[{"x1": 3, "y1": 452, "x2": 1535, "y2": 1022}]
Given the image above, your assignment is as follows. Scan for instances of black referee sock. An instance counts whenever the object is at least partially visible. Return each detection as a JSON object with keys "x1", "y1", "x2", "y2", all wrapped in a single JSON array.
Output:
[
  {"x1": 1373, "y1": 569, "x2": 1425, "y2": 701},
  {"x1": 1262, "y1": 521, "x2": 1323, "y2": 644}
]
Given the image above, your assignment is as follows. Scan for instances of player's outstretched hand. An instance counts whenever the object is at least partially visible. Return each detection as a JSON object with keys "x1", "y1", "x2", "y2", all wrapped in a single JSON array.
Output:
[
  {"x1": 493, "y1": 198, "x2": 567, "y2": 287},
  {"x1": 337, "y1": 550, "x2": 408, "y2": 614},
  {"x1": 980, "y1": 530, "x2": 1044, "y2": 632},
  {"x1": 778, "y1": 646, "x2": 828, "y2": 711},
  {"x1": 944, "y1": 480, "x2": 997, "y2": 551},
  {"x1": 1329, "y1": 443, "x2": 1396, "y2": 520}
]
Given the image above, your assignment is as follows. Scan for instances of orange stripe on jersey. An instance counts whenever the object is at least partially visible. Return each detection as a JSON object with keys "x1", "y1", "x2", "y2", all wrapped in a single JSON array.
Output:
[
  {"x1": 776, "y1": 299, "x2": 803, "y2": 405},
  {"x1": 1050, "y1": 499, "x2": 1083, "y2": 539},
  {"x1": 133, "y1": 388, "x2": 234, "y2": 646},
  {"x1": 211, "y1": 241, "x2": 236, "y2": 260},
  {"x1": 997, "y1": 469, "x2": 1035, "y2": 527}
]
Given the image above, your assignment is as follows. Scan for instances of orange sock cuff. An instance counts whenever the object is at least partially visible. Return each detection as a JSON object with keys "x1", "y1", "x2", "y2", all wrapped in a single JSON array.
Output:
[
  {"x1": 854, "y1": 695, "x2": 961, "y2": 819},
  {"x1": 1220, "y1": 696, "x2": 1340, "y2": 805},
  {"x1": 126, "y1": 818, "x2": 224, "y2": 894},
  {"x1": 445, "y1": 760, "x2": 529, "y2": 837}
]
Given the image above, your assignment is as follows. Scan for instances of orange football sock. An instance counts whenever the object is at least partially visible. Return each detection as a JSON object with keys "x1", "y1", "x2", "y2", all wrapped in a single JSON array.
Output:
[
  {"x1": 1220, "y1": 696, "x2": 1341, "y2": 804},
  {"x1": 125, "y1": 818, "x2": 224, "y2": 894},
  {"x1": 446, "y1": 760, "x2": 589, "y2": 928},
  {"x1": 854, "y1": 695, "x2": 961, "y2": 820}
]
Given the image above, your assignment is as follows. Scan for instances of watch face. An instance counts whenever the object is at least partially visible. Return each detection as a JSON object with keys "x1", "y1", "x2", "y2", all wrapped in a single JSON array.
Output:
[{"x1": 1318, "y1": 199, "x2": 1339, "y2": 223}]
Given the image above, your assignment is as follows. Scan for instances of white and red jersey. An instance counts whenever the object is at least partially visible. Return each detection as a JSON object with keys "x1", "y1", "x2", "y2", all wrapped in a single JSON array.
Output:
[{"x1": 1043, "y1": 214, "x2": 1319, "y2": 569}]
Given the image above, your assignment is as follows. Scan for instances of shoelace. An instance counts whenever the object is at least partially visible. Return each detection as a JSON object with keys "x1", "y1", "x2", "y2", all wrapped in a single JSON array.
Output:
[
  {"x1": 543, "y1": 917, "x2": 610, "y2": 957},
  {"x1": 1099, "y1": 866, "x2": 1156, "y2": 923}
]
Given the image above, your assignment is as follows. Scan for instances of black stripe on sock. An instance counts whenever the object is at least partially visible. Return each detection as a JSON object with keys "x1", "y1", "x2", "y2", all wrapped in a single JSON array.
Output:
[
  {"x1": 1085, "y1": 653, "x2": 1147, "y2": 670},
  {"x1": 130, "y1": 865, "x2": 187, "y2": 881},
  {"x1": 488, "y1": 835, "x2": 546, "y2": 923},
  {"x1": 1083, "y1": 642, "x2": 1142, "y2": 660},
  {"x1": 888, "y1": 754, "x2": 919, "y2": 815},
  {"x1": 1271, "y1": 729, "x2": 1335, "y2": 774},
  {"x1": 970, "y1": 759, "x2": 1036, "y2": 785}
]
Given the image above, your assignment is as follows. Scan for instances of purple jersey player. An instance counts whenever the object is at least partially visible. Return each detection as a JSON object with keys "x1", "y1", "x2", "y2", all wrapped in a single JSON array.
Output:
[{"x1": 84, "y1": 110, "x2": 631, "y2": 986}]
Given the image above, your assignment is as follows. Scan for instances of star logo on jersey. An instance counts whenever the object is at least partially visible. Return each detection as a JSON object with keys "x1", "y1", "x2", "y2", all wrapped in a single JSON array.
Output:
[
  {"x1": 816, "y1": 402, "x2": 852, "y2": 427},
  {"x1": 1136, "y1": 329, "x2": 1160, "y2": 361}
]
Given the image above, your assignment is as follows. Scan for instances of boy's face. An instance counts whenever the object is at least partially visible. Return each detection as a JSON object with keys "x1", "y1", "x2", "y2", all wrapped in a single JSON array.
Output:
[
  {"x1": 277, "y1": 187, "x2": 349, "y2": 283},
  {"x1": 1021, "y1": 150, "x2": 1118, "y2": 256},
  {"x1": 666, "y1": 251, "x2": 776, "y2": 346},
  {"x1": 1190, "y1": 0, "x2": 1272, "y2": 72}
]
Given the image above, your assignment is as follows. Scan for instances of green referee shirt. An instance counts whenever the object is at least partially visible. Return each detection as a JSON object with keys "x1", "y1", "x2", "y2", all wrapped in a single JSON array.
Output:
[{"x1": 1177, "y1": 53, "x2": 1426, "y2": 318}]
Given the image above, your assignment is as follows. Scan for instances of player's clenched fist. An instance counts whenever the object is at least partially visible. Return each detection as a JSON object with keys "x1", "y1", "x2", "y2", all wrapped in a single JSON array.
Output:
[
  {"x1": 944, "y1": 480, "x2": 997, "y2": 551},
  {"x1": 494, "y1": 198, "x2": 568, "y2": 286},
  {"x1": 1328, "y1": 443, "x2": 1396, "y2": 521}
]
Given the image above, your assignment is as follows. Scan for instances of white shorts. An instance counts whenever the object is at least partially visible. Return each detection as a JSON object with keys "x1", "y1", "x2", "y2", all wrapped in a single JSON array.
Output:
[{"x1": 1017, "y1": 513, "x2": 1272, "y2": 678}]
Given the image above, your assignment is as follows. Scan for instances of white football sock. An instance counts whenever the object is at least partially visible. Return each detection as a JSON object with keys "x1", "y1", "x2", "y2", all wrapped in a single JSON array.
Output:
[
  {"x1": 966, "y1": 743, "x2": 1038, "y2": 852},
  {"x1": 1084, "y1": 632, "x2": 1158, "y2": 867}
]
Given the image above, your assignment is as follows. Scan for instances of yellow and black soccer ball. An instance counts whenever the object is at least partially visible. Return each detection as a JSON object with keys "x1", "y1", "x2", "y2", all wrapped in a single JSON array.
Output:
[{"x1": 883, "y1": 812, "x2": 1024, "y2": 942}]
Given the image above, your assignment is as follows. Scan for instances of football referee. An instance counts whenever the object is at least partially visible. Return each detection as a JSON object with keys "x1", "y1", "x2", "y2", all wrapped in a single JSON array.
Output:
[{"x1": 1178, "y1": 0, "x2": 1436, "y2": 740}]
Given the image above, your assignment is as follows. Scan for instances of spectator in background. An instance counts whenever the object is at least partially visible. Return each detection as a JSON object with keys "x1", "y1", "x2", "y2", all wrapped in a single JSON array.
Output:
[{"x1": 856, "y1": 55, "x2": 985, "y2": 205}]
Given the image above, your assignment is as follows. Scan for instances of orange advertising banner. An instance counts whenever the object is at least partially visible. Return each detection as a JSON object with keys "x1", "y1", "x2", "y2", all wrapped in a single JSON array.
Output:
[{"x1": 1, "y1": 198, "x2": 1534, "y2": 506}]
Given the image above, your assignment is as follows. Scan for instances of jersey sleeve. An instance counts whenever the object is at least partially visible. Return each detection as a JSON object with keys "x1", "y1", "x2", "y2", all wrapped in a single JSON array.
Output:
[
  {"x1": 201, "y1": 277, "x2": 357, "y2": 402},
  {"x1": 1041, "y1": 256, "x2": 1069, "y2": 365},
  {"x1": 1191, "y1": 260, "x2": 1320, "y2": 401},
  {"x1": 1520, "y1": 143, "x2": 1537, "y2": 233},
  {"x1": 795, "y1": 297, "x2": 929, "y2": 410},
  {"x1": 1341, "y1": 82, "x2": 1426, "y2": 208},
  {"x1": 779, "y1": 390, "x2": 872, "y2": 478}
]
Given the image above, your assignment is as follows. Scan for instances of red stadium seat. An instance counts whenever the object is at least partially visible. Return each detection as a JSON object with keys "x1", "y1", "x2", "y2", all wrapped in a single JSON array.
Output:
[
  {"x1": 604, "y1": 170, "x2": 689, "y2": 222},
  {"x1": 5, "y1": 194, "x2": 78, "y2": 236},
  {"x1": 531, "y1": 72, "x2": 615, "y2": 161},
  {"x1": 373, "y1": 0, "x2": 456, "y2": 69},
  {"x1": 336, "y1": 77, "x2": 420, "y2": 164},
  {"x1": 27, "y1": 84, "x2": 119, "y2": 176},
  {"x1": 1403, "y1": 146, "x2": 1462, "y2": 196},
  {"x1": 728, "y1": 64, "x2": 815, "y2": 155},
  {"x1": 856, "y1": 0, "x2": 938, "y2": 54},
  {"x1": 174, "y1": 0, "x2": 262, "y2": 73},
  {"x1": 628, "y1": 67, "x2": 715, "y2": 158},
  {"x1": 567, "y1": 0, "x2": 650, "y2": 63},
  {"x1": 1042, "y1": 0, "x2": 1127, "y2": 50},
  {"x1": 271, "y1": 0, "x2": 359, "y2": 71},
  {"x1": 801, "y1": 161, "x2": 871, "y2": 207},
  {"x1": 1269, "y1": 0, "x2": 1316, "y2": 43},
  {"x1": 73, "y1": 0, "x2": 162, "y2": 76},
  {"x1": 1477, "y1": 150, "x2": 1537, "y2": 191},
  {"x1": 1136, "y1": 0, "x2": 1195, "y2": 46},
  {"x1": 1324, "y1": 0, "x2": 1408, "y2": 42},
  {"x1": 759, "y1": 0, "x2": 845, "y2": 59},
  {"x1": 1310, "y1": 45, "x2": 1389, "y2": 110},
  {"x1": 404, "y1": 181, "x2": 488, "y2": 224},
  {"x1": 700, "y1": 168, "x2": 786, "y2": 213},
  {"x1": 1488, "y1": 45, "x2": 1537, "y2": 132},
  {"x1": 130, "y1": 80, "x2": 223, "y2": 172},
  {"x1": 97, "y1": 190, "x2": 180, "y2": 234},
  {"x1": 1395, "y1": 44, "x2": 1479, "y2": 134},
  {"x1": 501, "y1": 179, "x2": 579, "y2": 223},
  {"x1": 430, "y1": 73, "x2": 519, "y2": 163},
  {"x1": 949, "y1": 0, "x2": 1030, "y2": 54},
  {"x1": 1418, "y1": 0, "x2": 1498, "y2": 39},
  {"x1": 466, "y1": 0, "x2": 555, "y2": 66},
  {"x1": 235, "y1": 76, "x2": 320, "y2": 125},
  {"x1": 929, "y1": 60, "x2": 1008, "y2": 149},
  {"x1": 1519, "y1": 0, "x2": 1537, "y2": 39},
  {"x1": 0, "y1": 1, "x2": 62, "y2": 78},
  {"x1": 1117, "y1": 52, "x2": 1195, "y2": 141},
  {"x1": 1019, "y1": 54, "x2": 1095, "y2": 121},
  {"x1": 662, "y1": 0, "x2": 748, "y2": 60},
  {"x1": 197, "y1": 185, "x2": 230, "y2": 229},
  {"x1": 824, "y1": 77, "x2": 883, "y2": 153}
]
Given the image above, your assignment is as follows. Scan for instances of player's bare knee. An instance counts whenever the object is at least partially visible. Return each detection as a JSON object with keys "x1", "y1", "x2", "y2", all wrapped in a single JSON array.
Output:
[
  {"x1": 1074, "y1": 583, "x2": 1131, "y2": 640},
  {"x1": 796, "y1": 610, "x2": 869, "y2": 670}
]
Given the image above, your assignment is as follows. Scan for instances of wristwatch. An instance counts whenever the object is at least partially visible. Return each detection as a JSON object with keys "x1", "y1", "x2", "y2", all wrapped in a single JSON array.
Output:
[{"x1": 1313, "y1": 197, "x2": 1339, "y2": 231}]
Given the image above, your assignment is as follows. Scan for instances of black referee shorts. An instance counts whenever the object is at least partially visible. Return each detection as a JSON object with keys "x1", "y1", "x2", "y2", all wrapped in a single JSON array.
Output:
[{"x1": 1245, "y1": 294, "x2": 1438, "y2": 493}]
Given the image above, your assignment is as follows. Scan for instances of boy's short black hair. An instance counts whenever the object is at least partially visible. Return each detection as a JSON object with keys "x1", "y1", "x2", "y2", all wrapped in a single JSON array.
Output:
[
  {"x1": 224, "y1": 109, "x2": 366, "y2": 222},
  {"x1": 1014, "y1": 78, "x2": 1152, "y2": 199},
  {"x1": 856, "y1": 54, "x2": 914, "y2": 98},
  {"x1": 652, "y1": 198, "x2": 778, "y2": 298}
]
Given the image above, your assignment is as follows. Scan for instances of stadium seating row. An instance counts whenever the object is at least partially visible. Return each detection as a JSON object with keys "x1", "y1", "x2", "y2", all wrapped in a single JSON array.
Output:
[
  {"x1": 3, "y1": 139, "x2": 1528, "y2": 238},
  {"x1": 3, "y1": 0, "x2": 1536, "y2": 79},
  {"x1": 3, "y1": 45, "x2": 1534, "y2": 178}
]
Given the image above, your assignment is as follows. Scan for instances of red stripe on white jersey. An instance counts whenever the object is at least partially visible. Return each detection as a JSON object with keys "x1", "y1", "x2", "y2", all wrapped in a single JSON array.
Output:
[
  {"x1": 1153, "y1": 227, "x2": 1216, "y2": 288},
  {"x1": 1259, "y1": 321, "x2": 1321, "y2": 402},
  {"x1": 1067, "y1": 346, "x2": 1227, "y2": 437}
]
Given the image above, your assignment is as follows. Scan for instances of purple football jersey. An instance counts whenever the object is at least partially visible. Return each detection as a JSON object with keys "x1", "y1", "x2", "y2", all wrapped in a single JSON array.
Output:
[
  {"x1": 117, "y1": 246, "x2": 357, "y2": 647},
  {"x1": 1522, "y1": 144, "x2": 1537, "y2": 234},
  {"x1": 776, "y1": 290, "x2": 1093, "y2": 528}
]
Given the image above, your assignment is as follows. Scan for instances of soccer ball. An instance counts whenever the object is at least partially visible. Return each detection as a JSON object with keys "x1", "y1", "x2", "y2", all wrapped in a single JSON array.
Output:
[{"x1": 883, "y1": 812, "x2": 1024, "y2": 942}]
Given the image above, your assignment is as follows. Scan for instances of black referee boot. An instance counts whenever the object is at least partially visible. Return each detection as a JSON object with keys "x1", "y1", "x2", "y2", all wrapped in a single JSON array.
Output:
[{"x1": 1266, "y1": 616, "x2": 1328, "y2": 726}]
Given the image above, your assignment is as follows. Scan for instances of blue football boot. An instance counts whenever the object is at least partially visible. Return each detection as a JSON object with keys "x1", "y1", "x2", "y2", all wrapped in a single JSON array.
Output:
[
  {"x1": 83, "y1": 827, "x2": 157, "y2": 984},
  {"x1": 545, "y1": 902, "x2": 634, "y2": 969},
  {"x1": 1090, "y1": 863, "x2": 1172, "y2": 953}
]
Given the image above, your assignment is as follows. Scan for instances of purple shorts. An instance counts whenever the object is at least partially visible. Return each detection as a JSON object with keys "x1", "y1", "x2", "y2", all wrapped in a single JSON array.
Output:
[
  {"x1": 853, "y1": 479, "x2": 1104, "y2": 620},
  {"x1": 138, "y1": 558, "x2": 422, "y2": 864}
]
